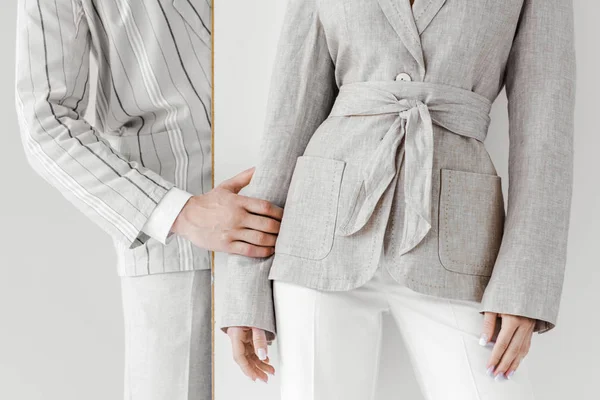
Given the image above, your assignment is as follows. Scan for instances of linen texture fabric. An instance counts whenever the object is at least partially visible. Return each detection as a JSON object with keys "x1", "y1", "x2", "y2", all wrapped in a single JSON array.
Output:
[
  {"x1": 221, "y1": 0, "x2": 576, "y2": 340},
  {"x1": 121, "y1": 270, "x2": 212, "y2": 400}
]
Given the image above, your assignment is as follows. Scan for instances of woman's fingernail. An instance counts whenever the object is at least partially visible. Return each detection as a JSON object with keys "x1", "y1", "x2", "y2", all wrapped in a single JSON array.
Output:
[
  {"x1": 486, "y1": 366, "x2": 495, "y2": 377},
  {"x1": 479, "y1": 334, "x2": 489, "y2": 346},
  {"x1": 494, "y1": 372, "x2": 506, "y2": 382},
  {"x1": 258, "y1": 348, "x2": 267, "y2": 360},
  {"x1": 507, "y1": 370, "x2": 515, "y2": 379}
]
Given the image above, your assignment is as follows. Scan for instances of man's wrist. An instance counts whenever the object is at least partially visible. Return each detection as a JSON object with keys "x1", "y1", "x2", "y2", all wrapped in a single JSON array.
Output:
[
  {"x1": 141, "y1": 187, "x2": 194, "y2": 245},
  {"x1": 170, "y1": 193, "x2": 198, "y2": 237}
]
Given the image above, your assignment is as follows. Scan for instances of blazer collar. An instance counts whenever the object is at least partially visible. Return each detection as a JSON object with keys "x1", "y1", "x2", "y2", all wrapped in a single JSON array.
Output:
[
  {"x1": 377, "y1": 0, "x2": 447, "y2": 79},
  {"x1": 413, "y1": 0, "x2": 448, "y2": 35}
]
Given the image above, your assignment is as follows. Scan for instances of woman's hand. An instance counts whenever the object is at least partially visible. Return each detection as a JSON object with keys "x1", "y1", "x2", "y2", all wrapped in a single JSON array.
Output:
[
  {"x1": 171, "y1": 167, "x2": 283, "y2": 257},
  {"x1": 227, "y1": 326, "x2": 275, "y2": 383},
  {"x1": 480, "y1": 312, "x2": 536, "y2": 381}
]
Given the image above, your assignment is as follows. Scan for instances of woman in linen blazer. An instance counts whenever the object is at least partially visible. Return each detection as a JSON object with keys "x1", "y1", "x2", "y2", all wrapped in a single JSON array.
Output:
[{"x1": 221, "y1": 0, "x2": 576, "y2": 374}]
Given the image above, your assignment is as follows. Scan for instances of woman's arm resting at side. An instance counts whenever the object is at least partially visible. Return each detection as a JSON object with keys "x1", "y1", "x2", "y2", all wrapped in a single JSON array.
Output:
[
  {"x1": 479, "y1": 0, "x2": 577, "y2": 334},
  {"x1": 219, "y1": 0, "x2": 338, "y2": 381}
]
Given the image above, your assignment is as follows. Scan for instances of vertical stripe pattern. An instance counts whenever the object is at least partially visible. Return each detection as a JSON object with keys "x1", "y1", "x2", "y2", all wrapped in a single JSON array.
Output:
[{"x1": 15, "y1": 0, "x2": 212, "y2": 276}]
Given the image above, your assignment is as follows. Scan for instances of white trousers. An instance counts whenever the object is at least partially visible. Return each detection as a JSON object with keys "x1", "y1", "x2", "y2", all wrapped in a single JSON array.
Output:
[
  {"x1": 273, "y1": 265, "x2": 537, "y2": 400},
  {"x1": 120, "y1": 269, "x2": 212, "y2": 400}
]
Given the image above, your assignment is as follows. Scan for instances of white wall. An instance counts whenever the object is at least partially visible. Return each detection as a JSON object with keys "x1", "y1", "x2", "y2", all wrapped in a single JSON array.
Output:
[{"x1": 214, "y1": 1, "x2": 600, "y2": 399}]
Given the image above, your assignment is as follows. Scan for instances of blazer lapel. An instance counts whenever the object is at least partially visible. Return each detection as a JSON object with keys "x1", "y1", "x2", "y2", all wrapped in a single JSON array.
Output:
[
  {"x1": 412, "y1": 0, "x2": 448, "y2": 35},
  {"x1": 377, "y1": 0, "x2": 425, "y2": 78}
]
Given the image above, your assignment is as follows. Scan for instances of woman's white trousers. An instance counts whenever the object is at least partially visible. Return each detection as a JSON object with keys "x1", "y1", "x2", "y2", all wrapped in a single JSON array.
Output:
[{"x1": 273, "y1": 265, "x2": 536, "y2": 400}]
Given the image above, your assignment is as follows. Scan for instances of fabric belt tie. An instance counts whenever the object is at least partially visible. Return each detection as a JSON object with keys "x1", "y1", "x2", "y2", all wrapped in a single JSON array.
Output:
[{"x1": 329, "y1": 80, "x2": 492, "y2": 256}]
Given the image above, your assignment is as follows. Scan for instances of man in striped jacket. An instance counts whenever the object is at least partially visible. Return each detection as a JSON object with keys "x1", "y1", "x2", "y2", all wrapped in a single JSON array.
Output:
[{"x1": 14, "y1": 1, "x2": 280, "y2": 399}]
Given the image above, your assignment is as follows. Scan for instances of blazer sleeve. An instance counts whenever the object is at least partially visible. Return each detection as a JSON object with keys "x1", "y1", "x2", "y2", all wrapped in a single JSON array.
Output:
[
  {"x1": 15, "y1": 0, "x2": 178, "y2": 250},
  {"x1": 479, "y1": 0, "x2": 577, "y2": 334},
  {"x1": 219, "y1": 0, "x2": 337, "y2": 341}
]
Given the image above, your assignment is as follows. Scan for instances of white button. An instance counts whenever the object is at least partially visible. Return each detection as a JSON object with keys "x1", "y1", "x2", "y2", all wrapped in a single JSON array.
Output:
[{"x1": 395, "y1": 72, "x2": 412, "y2": 82}]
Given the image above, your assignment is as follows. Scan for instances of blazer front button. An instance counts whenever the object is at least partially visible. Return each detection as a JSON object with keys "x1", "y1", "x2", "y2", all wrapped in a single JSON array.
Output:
[{"x1": 395, "y1": 72, "x2": 412, "y2": 82}]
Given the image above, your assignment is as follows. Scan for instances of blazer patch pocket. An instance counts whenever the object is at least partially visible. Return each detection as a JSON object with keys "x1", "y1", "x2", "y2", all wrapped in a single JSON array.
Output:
[
  {"x1": 438, "y1": 168, "x2": 505, "y2": 277},
  {"x1": 275, "y1": 156, "x2": 346, "y2": 260}
]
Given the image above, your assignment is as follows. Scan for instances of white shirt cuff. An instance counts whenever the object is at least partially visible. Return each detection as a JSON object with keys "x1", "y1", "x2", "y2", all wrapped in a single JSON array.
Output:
[{"x1": 141, "y1": 187, "x2": 193, "y2": 245}]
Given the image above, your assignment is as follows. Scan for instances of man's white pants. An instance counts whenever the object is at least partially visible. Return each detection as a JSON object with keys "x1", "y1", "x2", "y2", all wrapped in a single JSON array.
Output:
[
  {"x1": 273, "y1": 265, "x2": 536, "y2": 400},
  {"x1": 121, "y1": 269, "x2": 212, "y2": 400}
]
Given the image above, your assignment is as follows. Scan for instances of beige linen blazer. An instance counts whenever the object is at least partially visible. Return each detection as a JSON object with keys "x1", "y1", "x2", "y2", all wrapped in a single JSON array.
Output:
[{"x1": 221, "y1": 0, "x2": 576, "y2": 340}]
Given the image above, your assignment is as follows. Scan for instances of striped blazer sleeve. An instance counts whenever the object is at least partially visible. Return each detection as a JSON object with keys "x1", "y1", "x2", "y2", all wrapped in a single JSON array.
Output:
[{"x1": 15, "y1": 0, "x2": 176, "y2": 249}]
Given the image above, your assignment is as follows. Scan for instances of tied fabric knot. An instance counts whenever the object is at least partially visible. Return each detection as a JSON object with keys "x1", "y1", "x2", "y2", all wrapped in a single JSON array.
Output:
[
  {"x1": 336, "y1": 96, "x2": 435, "y2": 256},
  {"x1": 397, "y1": 98, "x2": 421, "y2": 118},
  {"x1": 329, "y1": 80, "x2": 492, "y2": 256}
]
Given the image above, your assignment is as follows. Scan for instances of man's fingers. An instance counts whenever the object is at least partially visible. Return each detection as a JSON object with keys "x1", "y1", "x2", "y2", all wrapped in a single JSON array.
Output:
[
  {"x1": 252, "y1": 328, "x2": 269, "y2": 361},
  {"x1": 229, "y1": 228, "x2": 277, "y2": 247},
  {"x1": 219, "y1": 167, "x2": 256, "y2": 193},
  {"x1": 228, "y1": 241, "x2": 275, "y2": 258},
  {"x1": 242, "y1": 213, "x2": 281, "y2": 234},
  {"x1": 239, "y1": 196, "x2": 284, "y2": 221}
]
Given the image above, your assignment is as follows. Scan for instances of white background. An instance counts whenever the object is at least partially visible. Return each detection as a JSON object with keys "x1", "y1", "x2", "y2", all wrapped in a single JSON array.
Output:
[{"x1": 214, "y1": 1, "x2": 600, "y2": 399}]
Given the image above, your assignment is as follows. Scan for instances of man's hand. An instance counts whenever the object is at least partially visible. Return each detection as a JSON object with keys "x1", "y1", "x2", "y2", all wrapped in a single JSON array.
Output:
[
  {"x1": 171, "y1": 167, "x2": 283, "y2": 257},
  {"x1": 227, "y1": 326, "x2": 275, "y2": 383},
  {"x1": 479, "y1": 312, "x2": 535, "y2": 381}
]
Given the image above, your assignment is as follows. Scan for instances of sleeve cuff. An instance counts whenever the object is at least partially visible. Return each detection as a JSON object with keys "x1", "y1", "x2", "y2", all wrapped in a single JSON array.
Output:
[
  {"x1": 141, "y1": 187, "x2": 193, "y2": 245},
  {"x1": 219, "y1": 254, "x2": 277, "y2": 343}
]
